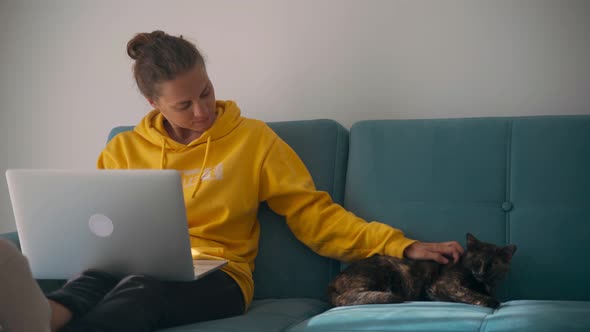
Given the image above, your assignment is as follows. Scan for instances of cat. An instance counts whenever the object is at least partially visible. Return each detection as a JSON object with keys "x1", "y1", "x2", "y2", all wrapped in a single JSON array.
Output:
[{"x1": 327, "y1": 233, "x2": 516, "y2": 309}]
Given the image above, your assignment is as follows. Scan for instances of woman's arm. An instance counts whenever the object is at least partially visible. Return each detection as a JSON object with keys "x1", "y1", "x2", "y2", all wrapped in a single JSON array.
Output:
[{"x1": 259, "y1": 135, "x2": 462, "y2": 263}]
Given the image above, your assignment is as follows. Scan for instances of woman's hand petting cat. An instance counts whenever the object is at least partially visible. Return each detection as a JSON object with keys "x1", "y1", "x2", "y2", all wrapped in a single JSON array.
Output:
[{"x1": 404, "y1": 241, "x2": 464, "y2": 264}]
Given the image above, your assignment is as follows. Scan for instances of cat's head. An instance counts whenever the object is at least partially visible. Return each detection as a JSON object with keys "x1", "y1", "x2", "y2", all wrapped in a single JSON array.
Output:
[{"x1": 462, "y1": 233, "x2": 517, "y2": 285}]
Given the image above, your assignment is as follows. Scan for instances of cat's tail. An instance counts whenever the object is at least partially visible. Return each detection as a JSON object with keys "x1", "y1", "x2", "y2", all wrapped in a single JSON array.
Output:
[{"x1": 330, "y1": 290, "x2": 405, "y2": 307}]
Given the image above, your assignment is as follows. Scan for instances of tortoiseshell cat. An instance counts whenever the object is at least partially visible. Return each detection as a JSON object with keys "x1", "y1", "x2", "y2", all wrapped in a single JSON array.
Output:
[{"x1": 328, "y1": 233, "x2": 516, "y2": 309}]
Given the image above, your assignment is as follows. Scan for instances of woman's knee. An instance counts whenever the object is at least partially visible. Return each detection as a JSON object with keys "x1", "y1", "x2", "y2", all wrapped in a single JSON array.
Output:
[
  {"x1": 116, "y1": 274, "x2": 158, "y2": 288},
  {"x1": 0, "y1": 238, "x2": 21, "y2": 264},
  {"x1": 70, "y1": 269, "x2": 118, "y2": 283},
  {"x1": 105, "y1": 274, "x2": 163, "y2": 301}
]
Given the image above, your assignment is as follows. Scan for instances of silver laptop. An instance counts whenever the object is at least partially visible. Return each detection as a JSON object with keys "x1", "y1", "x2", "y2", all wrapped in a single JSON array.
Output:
[{"x1": 5, "y1": 169, "x2": 227, "y2": 281}]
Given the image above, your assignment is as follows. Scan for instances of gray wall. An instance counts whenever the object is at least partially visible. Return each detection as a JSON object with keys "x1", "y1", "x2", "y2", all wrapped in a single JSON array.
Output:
[{"x1": 1, "y1": 0, "x2": 589, "y2": 232}]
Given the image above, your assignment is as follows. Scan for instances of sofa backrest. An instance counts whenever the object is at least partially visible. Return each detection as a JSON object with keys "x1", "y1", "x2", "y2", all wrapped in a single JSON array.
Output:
[
  {"x1": 344, "y1": 116, "x2": 590, "y2": 301},
  {"x1": 108, "y1": 119, "x2": 349, "y2": 301}
]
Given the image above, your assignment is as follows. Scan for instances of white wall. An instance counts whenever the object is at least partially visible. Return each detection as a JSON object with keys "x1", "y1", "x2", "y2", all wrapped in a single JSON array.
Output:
[{"x1": 1, "y1": 0, "x2": 589, "y2": 232}]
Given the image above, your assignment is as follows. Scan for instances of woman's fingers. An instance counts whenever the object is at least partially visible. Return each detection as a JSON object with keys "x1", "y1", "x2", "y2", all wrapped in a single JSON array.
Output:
[{"x1": 405, "y1": 241, "x2": 464, "y2": 264}]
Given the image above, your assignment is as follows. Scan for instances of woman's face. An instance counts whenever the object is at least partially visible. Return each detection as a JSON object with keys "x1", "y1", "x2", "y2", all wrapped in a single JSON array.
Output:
[{"x1": 149, "y1": 64, "x2": 217, "y2": 137}]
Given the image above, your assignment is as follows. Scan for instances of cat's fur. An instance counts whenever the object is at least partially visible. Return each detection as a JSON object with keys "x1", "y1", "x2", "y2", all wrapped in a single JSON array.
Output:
[{"x1": 328, "y1": 233, "x2": 516, "y2": 308}]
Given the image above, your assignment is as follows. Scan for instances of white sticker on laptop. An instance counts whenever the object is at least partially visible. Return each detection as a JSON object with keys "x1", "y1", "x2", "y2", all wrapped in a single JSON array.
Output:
[{"x1": 88, "y1": 214, "x2": 114, "y2": 237}]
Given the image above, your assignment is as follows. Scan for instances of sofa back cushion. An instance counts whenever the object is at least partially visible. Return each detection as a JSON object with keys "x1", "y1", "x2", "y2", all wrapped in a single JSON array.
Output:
[
  {"x1": 344, "y1": 116, "x2": 590, "y2": 301},
  {"x1": 508, "y1": 117, "x2": 590, "y2": 300},
  {"x1": 109, "y1": 119, "x2": 349, "y2": 301}
]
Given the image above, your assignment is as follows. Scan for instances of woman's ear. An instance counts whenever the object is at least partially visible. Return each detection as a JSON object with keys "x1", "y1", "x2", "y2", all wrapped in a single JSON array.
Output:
[{"x1": 148, "y1": 98, "x2": 157, "y2": 109}]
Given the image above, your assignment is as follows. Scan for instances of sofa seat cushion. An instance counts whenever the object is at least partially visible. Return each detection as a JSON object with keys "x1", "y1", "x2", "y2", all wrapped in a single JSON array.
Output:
[
  {"x1": 482, "y1": 300, "x2": 590, "y2": 332},
  {"x1": 287, "y1": 301, "x2": 590, "y2": 332},
  {"x1": 158, "y1": 298, "x2": 330, "y2": 332},
  {"x1": 288, "y1": 302, "x2": 492, "y2": 332}
]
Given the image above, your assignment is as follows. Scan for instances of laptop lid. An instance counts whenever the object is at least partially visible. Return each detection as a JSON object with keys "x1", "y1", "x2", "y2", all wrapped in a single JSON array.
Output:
[{"x1": 6, "y1": 169, "x2": 198, "y2": 281}]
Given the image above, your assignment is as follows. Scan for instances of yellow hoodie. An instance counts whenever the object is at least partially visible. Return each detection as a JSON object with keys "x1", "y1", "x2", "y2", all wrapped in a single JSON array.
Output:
[{"x1": 97, "y1": 100, "x2": 417, "y2": 308}]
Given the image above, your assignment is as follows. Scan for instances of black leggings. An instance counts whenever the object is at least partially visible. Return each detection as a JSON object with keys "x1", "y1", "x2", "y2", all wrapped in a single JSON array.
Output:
[{"x1": 46, "y1": 269, "x2": 244, "y2": 332}]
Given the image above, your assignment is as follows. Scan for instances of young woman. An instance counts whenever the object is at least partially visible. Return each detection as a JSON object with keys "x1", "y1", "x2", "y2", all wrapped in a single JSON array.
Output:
[{"x1": 0, "y1": 31, "x2": 463, "y2": 332}]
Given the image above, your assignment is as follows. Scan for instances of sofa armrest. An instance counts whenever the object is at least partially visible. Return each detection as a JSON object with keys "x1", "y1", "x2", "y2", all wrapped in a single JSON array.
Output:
[{"x1": 0, "y1": 231, "x2": 20, "y2": 248}]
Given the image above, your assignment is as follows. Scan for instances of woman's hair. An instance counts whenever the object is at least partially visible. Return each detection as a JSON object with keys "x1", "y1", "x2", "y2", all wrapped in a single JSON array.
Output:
[{"x1": 127, "y1": 30, "x2": 204, "y2": 99}]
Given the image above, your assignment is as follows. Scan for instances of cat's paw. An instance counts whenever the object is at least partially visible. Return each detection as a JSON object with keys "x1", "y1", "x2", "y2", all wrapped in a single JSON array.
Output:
[{"x1": 484, "y1": 298, "x2": 501, "y2": 309}]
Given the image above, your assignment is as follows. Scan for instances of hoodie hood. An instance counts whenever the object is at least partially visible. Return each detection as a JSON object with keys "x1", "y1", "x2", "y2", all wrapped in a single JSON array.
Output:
[{"x1": 134, "y1": 100, "x2": 243, "y2": 152}]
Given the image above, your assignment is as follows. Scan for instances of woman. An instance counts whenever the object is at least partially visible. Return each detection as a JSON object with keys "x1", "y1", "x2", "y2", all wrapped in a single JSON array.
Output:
[{"x1": 0, "y1": 31, "x2": 463, "y2": 332}]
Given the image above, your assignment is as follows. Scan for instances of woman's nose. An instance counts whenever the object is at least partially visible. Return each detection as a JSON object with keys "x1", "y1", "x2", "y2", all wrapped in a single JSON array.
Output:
[{"x1": 192, "y1": 103, "x2": 208, "y2": 117}]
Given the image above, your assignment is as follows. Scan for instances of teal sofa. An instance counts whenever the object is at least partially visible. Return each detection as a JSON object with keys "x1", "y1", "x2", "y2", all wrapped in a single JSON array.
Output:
[{"x1": 2, "y1": 115, "x2": 589, "y2": 331}]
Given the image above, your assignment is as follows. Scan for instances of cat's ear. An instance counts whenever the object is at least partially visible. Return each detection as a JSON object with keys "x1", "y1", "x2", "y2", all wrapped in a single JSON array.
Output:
[
  {"x1": 466, "y1": 233, "x2": 479, "y2": 248},
  {"x1": 499, "y1": 245, "x2": 517, "y2": 262}
]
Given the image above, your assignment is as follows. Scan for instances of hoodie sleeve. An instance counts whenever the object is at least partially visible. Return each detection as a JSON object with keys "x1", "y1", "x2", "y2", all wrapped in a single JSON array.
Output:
[
  {"x1": 258, "y1": 135, "x2": 417, "y2": 262},
  {"x1": 96, "y1": 139, "x2": 127, "y2": 169}
]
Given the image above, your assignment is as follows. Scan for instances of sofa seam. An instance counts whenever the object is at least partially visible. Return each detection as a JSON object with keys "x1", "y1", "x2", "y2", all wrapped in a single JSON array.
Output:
[
  {"x1": 503, "y1": 121, "x2": 513, "y2": 300},
  {"x1": 330, "y1": 122, "x2": 343, "y2": 280},
  {"x1": 478, "y1": 308, "x2": 497, "y2": 332},
  {"x1": 332, "y1": 121, "x2": 341, "y2": 203},
  {"x1": 505, "y1": 121, "x2": 513, "y2": 246},
  {"x1": 281, "y1": 302, "x2": 331, "y2": 332}
]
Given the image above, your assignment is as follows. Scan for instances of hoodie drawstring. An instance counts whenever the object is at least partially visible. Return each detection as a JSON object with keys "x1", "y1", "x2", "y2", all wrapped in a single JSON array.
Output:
[
  {"x1": 191, "y1": 136, "x2": 211, "y2": 198},
  {"x1": 158, "y1": 135, "x2": 211, "y2": 198},
  {"x1": 160, "y1": 137, "x2": 168, "y2": 169}
]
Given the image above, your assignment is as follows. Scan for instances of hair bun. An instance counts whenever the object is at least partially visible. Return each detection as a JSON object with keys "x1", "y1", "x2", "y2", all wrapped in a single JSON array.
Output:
[{"x1": 127, "y1": 30, "x2": 168, "y2": 60}]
